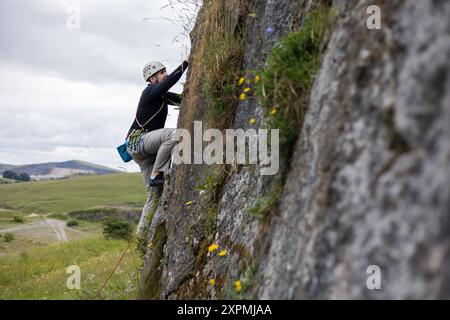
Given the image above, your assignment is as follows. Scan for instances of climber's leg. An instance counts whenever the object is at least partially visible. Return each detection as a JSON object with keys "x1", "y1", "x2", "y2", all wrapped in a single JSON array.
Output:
[
  {"x1": 131, "y1": 144, "x2": 161, "y2": 238},
  {"x1": 141, "y1": 128, "x2": 177, "y2": 175},
  {"x1": 136, "y1": 189, "x2": 153, "y2": 239}
]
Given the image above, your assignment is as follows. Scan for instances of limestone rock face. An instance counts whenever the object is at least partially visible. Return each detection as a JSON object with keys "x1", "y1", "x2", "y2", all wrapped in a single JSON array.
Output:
[{"x1": 140, "y1": 0, "x2": 450, "y2": 299}]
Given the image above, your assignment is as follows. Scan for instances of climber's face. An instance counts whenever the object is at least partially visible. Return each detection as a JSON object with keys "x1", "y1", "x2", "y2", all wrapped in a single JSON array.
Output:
[{"x1": 150, "y1": 69, "x2": 168, "y2": 84}]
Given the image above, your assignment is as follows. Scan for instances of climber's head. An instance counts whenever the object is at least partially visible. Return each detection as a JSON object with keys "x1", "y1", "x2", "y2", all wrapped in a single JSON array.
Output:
[
  {"x1": 143, "y1": 61, "x2": 168, "y2": 84},
  {"x1": 149, "y1": 68, "x2": 168, "y2": 84}
]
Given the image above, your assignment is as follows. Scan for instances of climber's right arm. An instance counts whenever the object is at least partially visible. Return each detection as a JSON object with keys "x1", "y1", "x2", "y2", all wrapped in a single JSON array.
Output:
[{"x1": 147, "y1": 61, "x2": 189, "y2": 99}]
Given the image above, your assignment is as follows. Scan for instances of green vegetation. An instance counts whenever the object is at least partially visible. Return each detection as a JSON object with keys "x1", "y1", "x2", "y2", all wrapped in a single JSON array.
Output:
[
  {"x1": 139, "y1": 223, "x2": 167, "y2": 299},
  {"x1": 137, "y1": 197, "x2": 160, "y2": 255},
  {"x1": 2, "y1": 170, "x2": 30, "y2": 182},
  {"x1": 66, "y1": 219, "x2": 79, "y2": 227},
  {"x1": 0, "y1": 172, "x2": 145, "y2": 299},
  {"x1": 225, "y1": 265, "x2": 259, "y2": 300},
  {"x1": 0, "y1": 173, "x2": 146, "y2": 214},
  {"x1": 67, "y1": 206, "x2": 141, "y2": 224},
  {"x1": 198, "y1": 0, "x2": 247, "y2": 127},
  {"x1": 0, "y1": 236, "x2": 141, "y2": 299},
  {"x1": 202, "y1": 206, "x2": 219, "y2": 238},
  {"x1": 0, "y1": 177, "x2": 15, "y2": 185},
  {"x1": 194, "y1": 165, "x2": 225, "y2": 193},
  {"x1": 4, "y1": 233, "x2": 15, "y2": 243},
  {"x1": 103, "y1": 219, "x2": 133, "y2": 241},
  {"x1": 0, "y1": 209, "x2": 23, "y2": 219},
  {"x1": 257, "y1": 7, "x2": 334, "y2": 160},
  {"x1": 13, "y1": 215, "x2": 25, "y2": 223},
  {"x1": 0, "y1": 210, "x2": 26, "y2": 227},
  {"x1": 195, "y1": 165, "x2": 228, "y2": 238},
  {"x1": 248, "y1": 179, "x2": 283, "y2": 222},
  {"x1": 48, "y1": 212, "x2": 68, "y2": 220}
]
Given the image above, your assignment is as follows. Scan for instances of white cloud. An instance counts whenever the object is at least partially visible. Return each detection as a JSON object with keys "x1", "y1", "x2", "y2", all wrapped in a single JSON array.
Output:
[{"x1": 0, "y1": 0, "x2": 197, "y2": 172}]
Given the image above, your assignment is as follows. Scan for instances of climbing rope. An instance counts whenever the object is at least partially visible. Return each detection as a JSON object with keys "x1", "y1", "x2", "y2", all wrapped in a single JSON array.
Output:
[{"x1": 91, "y1": 234, "x2": 136, "y2": 300}]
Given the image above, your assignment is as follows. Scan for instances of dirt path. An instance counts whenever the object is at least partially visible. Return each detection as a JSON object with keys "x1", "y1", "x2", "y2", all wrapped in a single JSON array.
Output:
[
  {"x1": 0, "y1": 220, "x2": 49, "y2": 233},
  {"x1": 0, "y1": 218, "x2": 85, "y2": 242},
  {"x1": 44, "y1": 218, "x2": 68, "y2": 242}
]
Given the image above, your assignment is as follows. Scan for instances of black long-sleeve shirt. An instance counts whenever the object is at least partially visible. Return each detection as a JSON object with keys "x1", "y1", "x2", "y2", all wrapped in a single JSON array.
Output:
[{"x1": 127, "y1": 60, "x2": 189, "y2": 138}]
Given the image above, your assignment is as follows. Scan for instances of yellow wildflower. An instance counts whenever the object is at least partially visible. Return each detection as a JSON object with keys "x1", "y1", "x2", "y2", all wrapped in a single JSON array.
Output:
[
  {"x1": 185, "y1": 200, "x2": 193, "y2": 206},
  {"x1": 208, "y1": 243, "x2": 219, "y2": 252},
  {"x1": 255, "y1": 75, "x2": 261, "y2": 83},
  {"x1": 271, "y1": 107, "x2": 278, "y2": 116},
  {"x1": 240, "y1": 93, "x2": 247, "y2": 101},
  {"x1": 218, "y1": 250, "x2": 227, "y2": 257},
  {"x1": 238, "y1": 77, "x2": 245, "y2": 85},
  {"x1": 209, "y1": 279, "x2": 216, "y2": 286},
  {"x1": 234, "y1": 280, "x2": 242, "y2": 292},
  {"x1": 244, "y1": 87, "x2": 251, "y2": 93},
  {"x1": 249, "y1": 117, "x2": 256, "y2": 125}
]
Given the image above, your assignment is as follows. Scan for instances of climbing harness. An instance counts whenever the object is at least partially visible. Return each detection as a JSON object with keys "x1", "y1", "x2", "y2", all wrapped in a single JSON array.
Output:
[{"x1": 118, "y1": 100, "x2": 165, "y2": 162}]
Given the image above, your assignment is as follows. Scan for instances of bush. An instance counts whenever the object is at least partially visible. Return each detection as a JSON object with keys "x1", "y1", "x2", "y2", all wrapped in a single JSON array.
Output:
[
  {"x1": 103, "y1": 219, "x2": 132, "y2": 240},
  {"x1": 2, "y1": 170, "x2": 30, "y2": 181},
  {"x1": 66, "y1": 219, "x2": 79, "y2": 227},
  {"x1": 2, "y1": 170, "x2": 16, "y2": 180},
  {"x1": 4, "y1": 233, "x2": 15, "y2": 242},
  {"x1": 18, "y1": 173, "x2": 31, "y2": 181},
  {"x1": 13, "y1": 215, "x2": 25, "y2": 223}
]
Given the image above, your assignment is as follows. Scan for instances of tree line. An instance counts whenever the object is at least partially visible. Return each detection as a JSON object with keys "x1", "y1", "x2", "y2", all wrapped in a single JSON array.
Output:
[{"x1": 2, "y1": 170, "x2": 31, "y2": 181}]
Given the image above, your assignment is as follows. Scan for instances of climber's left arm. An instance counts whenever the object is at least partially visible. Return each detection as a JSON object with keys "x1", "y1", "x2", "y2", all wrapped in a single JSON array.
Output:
[{"x1": 166, "y1": 92, "x2": 183, "y2": 106}]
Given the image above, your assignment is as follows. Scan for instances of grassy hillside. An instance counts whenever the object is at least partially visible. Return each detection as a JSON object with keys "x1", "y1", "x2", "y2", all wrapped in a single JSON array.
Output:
[
  {"x1": 0, "y1": 236, "x2": 141, "y2": 299},
  {"x1": 0, "y1": 173, "x2": 145, "y2": 300},
  {"x1": 0, "y1": 160, "x2": 120, "y2": 176},
  {"x1": 0, "y1": 177, "x2": 15, "y2": 185},
  {"x1": 0, "y1": 173, "x2": 147, "y2": 214}
]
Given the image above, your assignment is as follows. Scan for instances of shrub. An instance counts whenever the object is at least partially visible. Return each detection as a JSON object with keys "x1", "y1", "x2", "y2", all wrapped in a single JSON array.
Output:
[
  {"x1": 2, "y1": 170, "x2": 16, "y2": 180},
  {"x1": 66, "y1": 219, "x2": 79, "y2": 227},
  {"x1": 103, "y1": 219, "x2": 132, "y2": 240},
  {"x1": 13, "y1": 215, "x2": 25, "y2": 223},
  {"x1": 4, "y1": 233, "x2": 15, "y2": 242},
  {"x1": 18, "y1": 173, "x2": 31, "y2": 181},
  {"x1": 2, "y1": 170, "x2": 30, "y2": 181}
]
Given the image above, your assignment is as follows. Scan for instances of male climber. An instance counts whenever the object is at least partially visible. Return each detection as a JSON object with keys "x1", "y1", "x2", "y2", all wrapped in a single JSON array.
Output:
[{"x1": 126, "y1": 58, "x2": 189, "y2": 187}]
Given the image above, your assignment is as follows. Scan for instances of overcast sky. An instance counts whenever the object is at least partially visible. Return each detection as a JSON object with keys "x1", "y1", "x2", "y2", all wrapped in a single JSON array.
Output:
[{"x1": 0, "y1": 0, "x2": 198, "y2": 172}]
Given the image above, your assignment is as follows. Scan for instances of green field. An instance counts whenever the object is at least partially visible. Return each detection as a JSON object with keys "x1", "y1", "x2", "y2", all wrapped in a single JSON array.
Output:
[
  {"x1": 0, "y1": 236, "x2": 141, "y2": 299},
  {"x1": 0, "y1": 173, "x2": 147, "y2": 214},
  {"x1": 0, "y1": 173, "x2": 148, "y2": 299}
]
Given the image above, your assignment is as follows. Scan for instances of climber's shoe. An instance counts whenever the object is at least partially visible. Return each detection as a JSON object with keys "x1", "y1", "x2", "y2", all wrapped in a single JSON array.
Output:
[{"x1": 149, "y1": 173, "x2": 165, "y2": 187}]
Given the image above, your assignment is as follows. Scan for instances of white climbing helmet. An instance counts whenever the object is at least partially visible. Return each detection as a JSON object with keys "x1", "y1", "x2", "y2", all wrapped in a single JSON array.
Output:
[{"x1": 143, "y1": 61, "x2": 166, "y2": 81}]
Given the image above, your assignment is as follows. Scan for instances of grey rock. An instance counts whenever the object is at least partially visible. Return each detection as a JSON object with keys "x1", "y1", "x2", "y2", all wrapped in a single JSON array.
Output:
[{"x1": 139, "y1": 0, "x2": 450, "y2": 299}]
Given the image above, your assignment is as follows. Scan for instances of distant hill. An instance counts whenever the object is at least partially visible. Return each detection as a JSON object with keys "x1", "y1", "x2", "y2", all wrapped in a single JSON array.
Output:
[
  {"x1": 0, "y1": 163, "x2": 17, "y2": 172},
  {"x1": 0, "y1": 160, "x2": 120, "y2": 180},
  {"x1": 0, "y1": 172, "x2": 146, "y2": 214}
]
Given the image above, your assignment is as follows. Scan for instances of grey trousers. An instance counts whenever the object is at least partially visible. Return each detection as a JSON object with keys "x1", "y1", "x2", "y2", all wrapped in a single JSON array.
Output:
[
  {"x1": 128, "y1": 128, "x2": 177, "y2": 190},
  {"x1": 131, "y1": 128, "x2": 178, "y2": 239}
]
